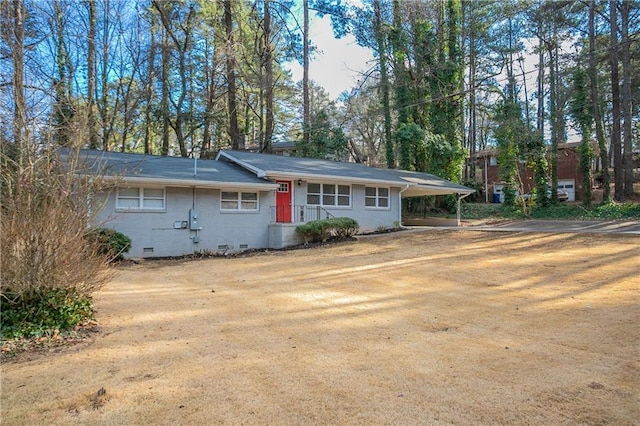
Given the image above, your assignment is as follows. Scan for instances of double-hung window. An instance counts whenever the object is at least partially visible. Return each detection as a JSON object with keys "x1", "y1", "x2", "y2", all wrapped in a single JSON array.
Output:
[
  {"x1": 221, "y1": 191, "x2": 259, "y2": 211},
  {"x1": 365, "y1": 187, "x2": 389, "y2": 208},
  {"x1": 307, "y1": 183, "x2": 351, "y2": 207},
  {"x1": 117, "y1": 187, "x2": 165, "y2": 210}
]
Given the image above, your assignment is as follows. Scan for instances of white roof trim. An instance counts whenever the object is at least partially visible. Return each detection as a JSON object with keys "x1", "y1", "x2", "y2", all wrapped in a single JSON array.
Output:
[
  {"x1": 265, "y1": 171, "x2": 403, "y2": 187},
  {"x1": 216, "y1": 151, "x2": 267, "y2": 178},
  {"x1": 102, "y1": 175, "x2": 278, "y2": 190}
]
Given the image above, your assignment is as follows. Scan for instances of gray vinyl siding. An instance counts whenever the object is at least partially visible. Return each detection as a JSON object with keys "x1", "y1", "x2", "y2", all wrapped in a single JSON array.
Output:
[{"x1": 97, "y1": 187, "x2": 273, "y2": 258}]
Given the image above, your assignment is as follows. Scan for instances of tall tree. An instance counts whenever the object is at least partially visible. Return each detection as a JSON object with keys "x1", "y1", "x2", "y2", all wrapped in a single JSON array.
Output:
[
  {"x1": 262, "y1": 0, "x2": 275, "y2": 152},
  {"x1": 620, "y1": 0, "x2": 633, "y2": 197},
  {"x1": 302, "y1": 0, "x2": 310, "y2": 150},
  {"x1": 589, "y1": 0, "x2": 610, "y2": 203},
  {"x1": 223, "y1": 0, "x2": 242, "y2": 150},
  {"x1": 86, "y1": 0, "x2": 98, "y2": 148},
  {"x1": 609, "y1": 0, "x2": 623, "y2": 200},
  {"x1": 373, "y1": 0, "x2": 394, "y2": 168}
]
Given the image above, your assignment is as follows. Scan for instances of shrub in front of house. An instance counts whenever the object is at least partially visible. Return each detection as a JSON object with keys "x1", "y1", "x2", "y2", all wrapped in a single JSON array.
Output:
[
  {"x1": 296, "y1": 217, "x2": 360, "y2": 243},
  {"x1": 87, "y1": 228, "x2": 132, "y2": 261},
  {"x1": 1, "y1": 146, "x2": 115, "y2": 342}
]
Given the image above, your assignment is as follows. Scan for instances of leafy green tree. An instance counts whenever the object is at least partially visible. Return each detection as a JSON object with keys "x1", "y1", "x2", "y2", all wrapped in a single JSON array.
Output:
[{"x1": 570, "y1": 66, "x2": 594, "y2": 207}]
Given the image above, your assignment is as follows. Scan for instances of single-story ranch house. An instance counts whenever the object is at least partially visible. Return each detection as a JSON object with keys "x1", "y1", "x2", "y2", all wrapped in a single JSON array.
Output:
[{"x1": 79, "y1": 149, "x2": 473, "y2": 258}]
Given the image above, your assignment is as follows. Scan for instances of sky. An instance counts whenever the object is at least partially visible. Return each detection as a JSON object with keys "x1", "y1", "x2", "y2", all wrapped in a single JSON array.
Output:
[{"x1": 285, "y1": 15, "x2": 373, "y2": 99}]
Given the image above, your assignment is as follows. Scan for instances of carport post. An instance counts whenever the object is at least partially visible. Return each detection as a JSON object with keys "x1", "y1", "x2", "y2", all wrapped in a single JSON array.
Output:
[{"x1": 456, "y1": 193, "x2": 472, "y2": 226}]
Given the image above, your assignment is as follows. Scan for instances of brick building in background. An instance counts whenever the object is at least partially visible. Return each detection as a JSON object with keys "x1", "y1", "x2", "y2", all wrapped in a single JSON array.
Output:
[{"x1": 470, "y1": 142, "x2": 599, "y2": 203}]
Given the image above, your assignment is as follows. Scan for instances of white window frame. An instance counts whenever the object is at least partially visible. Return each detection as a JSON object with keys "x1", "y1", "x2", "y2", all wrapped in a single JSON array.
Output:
[
  {"x1": 306, "y1": 182, "x2": 351, "y2": 208},
  {"x1": 116, "y1": 187, "x2": 166, "y2": 211},
  {"x1": 220, "y1": 191, "x2": 259, "y2": 212},
  {"x1": 365, "y1": 186, "x2": 390, "y2": 209}
]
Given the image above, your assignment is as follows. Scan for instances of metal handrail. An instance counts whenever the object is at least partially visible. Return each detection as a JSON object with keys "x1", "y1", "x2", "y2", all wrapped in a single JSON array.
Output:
[{"x1": 271, "y1": 205, "x2": 335, "y2": 223}]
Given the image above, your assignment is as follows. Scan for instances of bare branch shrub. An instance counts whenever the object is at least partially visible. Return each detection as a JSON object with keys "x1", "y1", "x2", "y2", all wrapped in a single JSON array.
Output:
[{"x1": 1, "y1": 145, "x2": 115, "y2": 302}]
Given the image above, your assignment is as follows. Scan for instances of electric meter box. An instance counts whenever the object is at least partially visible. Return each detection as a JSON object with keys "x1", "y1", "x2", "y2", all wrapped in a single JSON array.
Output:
[{"x1": 189, "y1": 209, "x2": 201, "y2": 230}]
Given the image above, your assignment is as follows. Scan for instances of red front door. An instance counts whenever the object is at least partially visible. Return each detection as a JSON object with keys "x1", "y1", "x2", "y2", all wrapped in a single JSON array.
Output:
[{"x1": 275, "y1": 180, "x2": 292, "y2": 223}]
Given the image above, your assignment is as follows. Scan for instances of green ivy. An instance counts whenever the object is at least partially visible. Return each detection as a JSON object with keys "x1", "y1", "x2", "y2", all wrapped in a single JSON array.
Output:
[{"x1": 1, "y1": 289, "x2": 93, "y2": 340}]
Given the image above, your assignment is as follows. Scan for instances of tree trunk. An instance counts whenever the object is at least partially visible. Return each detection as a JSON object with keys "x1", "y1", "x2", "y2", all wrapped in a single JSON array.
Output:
[
  {"x1": 546, "y1": 38, "x2": 558, "y2": 202},
  {"x1": 467, "y1": 31, "x2": 476, "y2": 180},
  {"x1": 101, "y1": 0, "x2": 111, "y2": 150},
  {"x1": 263, "y1": 0, "x2": 274, "y2": 153},
  {"x1": 224, "y1": 0, "x2": 241, "y2": 150},
  {"x1": 143, "y1": 26, "x2": 156, "y2": 155},
  {"x1": 620, "y1": 0, "x2": 633, "y2": 197},
  {"x1": 86, "y1": 0, "x2": 97, "y2": 149},
  {"x1": 373, "y1": 0, "x2": 393, "y2": 168},
  {"x1": 303, "y1": 0, "x2": 310, "y2": 150},
  {"x1": 202, "y1": 37, "x2": 216, "y2": 153},
  {"x1": 536, "y1": 27, "x2": 544, "y2": 136},
  {"x1": 7, "y1": 0, "x2": 26, "y2": 151},
  {"x1": 160, "y1": 26, "x2": 170, "y2": 156},
  {"x1": 589, "y1": 0, "x2": 609, "y2": 203},
  {"x1": 609, "y1": 0, "x2": 623, "y2": 201}
]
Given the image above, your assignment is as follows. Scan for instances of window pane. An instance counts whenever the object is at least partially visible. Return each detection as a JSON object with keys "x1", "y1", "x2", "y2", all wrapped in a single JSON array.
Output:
[
  {"x1": 143, "y1": 199, "x2": 165, "y2": 209},
  {"x1": 307, "y1": 194, "x2": 320, "y2": 205},
  {"x1": 365, "y1": 187, "x2": 376, "y2": 196},
  {"x1": 308, "y1": 183, "x2": 320, "y2": 193},
  {"x1": 241, "y1": 192, "x2": 257, "y2": 201},
  {"x1": 379, "y1": 188, "x2": 389, "y2": 197},
  {"x1": 144, "y1": 188, "x2": 164, "y2": 198},
  {"x1": 365, "y1": 198, "x2": 376, "y2": 207},
  {"x1": 221, "y1": 201, "x2": 238, "y2": 209},
  {"x1": 323, "y1": 184, "x2": 336, "y2": 194},
  {"x1": 119, "y1": 187, "x2": 139, "y2": 197},
  {"x1": 379, "y1": 198, "x2": 388, "y2": 207},
  {"x1": 337, "y1": 195, "x2": 350, "y2": 206},
  {"x1": 118, "y1": 198, "x2": 140, "y2": 208},
  {"x1": 323, "y1": 195, "x2": 335, "y2": 205},
  {"x1": 241, "y1": 201, "x2": 258, "y2": 210},
  {"x1": 338, "y1": 185, "x2": 350, "y2": 195},
  {"x1": 221, "y1": 191, "x2": 238, "y2": 201}
]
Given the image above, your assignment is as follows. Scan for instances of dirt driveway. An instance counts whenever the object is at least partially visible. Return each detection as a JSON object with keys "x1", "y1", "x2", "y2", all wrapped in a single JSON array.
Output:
[{"x1": 2, "y1": 229, "x2": 639, "y2": 425}]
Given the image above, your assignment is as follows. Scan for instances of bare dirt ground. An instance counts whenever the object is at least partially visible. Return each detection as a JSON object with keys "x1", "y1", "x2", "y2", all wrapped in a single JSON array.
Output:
[{"x1": 1, "y1": 229, "x2": 639, "y2": 425}]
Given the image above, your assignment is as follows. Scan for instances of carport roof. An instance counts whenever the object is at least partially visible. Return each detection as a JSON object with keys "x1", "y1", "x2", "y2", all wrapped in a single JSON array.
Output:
[{"x1": 217, "y1": 150, "x2": 474, "y2": 197}]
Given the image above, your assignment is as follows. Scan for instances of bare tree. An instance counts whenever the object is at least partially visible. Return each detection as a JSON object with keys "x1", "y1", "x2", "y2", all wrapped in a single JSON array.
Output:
[
  {"x1": 223, "y1": 0, "x2": 242, "y2": 150},
  {"x1": 609, "y1": 0, "x2": 623, "y2": 201},
  {"x1": 620, "y1": 0, "x2": 633, "y2": 197},
  {"x1": 589, "y1": 0, "x2": 610, "y2": 203}
]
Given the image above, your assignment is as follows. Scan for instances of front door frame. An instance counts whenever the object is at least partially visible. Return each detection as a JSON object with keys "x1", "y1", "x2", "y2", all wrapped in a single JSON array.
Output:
[{"x1": 275, "y1": 180, "x2": 293, "y2": 223}]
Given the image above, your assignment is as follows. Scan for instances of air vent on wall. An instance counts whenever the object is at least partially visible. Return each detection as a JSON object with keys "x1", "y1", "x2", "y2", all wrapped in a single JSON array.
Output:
[{"x1": 143, "y1": 247, "x2": 154, "y2": 253}]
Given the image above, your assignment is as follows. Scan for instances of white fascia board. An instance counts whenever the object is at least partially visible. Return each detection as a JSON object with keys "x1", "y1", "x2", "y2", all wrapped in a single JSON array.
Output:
[
  {"x1": 401, "y1": 187, "x2": 475, "y2": 197},
  {"x1": 265, "y1": 171, "x2": 404, "y2": 187},
  {"x1": 216, "y1": 152, "x2": 268, "y2": 178},
  {"x1": 102, "y1": 175, "x2": 278, "y2": 190}
]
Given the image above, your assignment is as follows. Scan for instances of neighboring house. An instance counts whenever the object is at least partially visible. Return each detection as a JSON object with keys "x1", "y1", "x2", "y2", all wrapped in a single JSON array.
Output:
[
  {"x1": 245, "y1": 141, "x2": 298, "y2": 156},
  {"x1": 471, "y1": 142, "x2": 597, "y2": 202},
  {"x1": 81, "y1": 149, "x2": 473, "y2": 258}
]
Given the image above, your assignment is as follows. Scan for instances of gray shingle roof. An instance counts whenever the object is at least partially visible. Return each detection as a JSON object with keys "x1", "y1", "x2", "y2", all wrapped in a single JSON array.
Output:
[
  {"x1": 217, "y1": 150, "x2": 474, "y2": 196},
  {"x1": 74, "y1": 150, "x2": 277, "y2": 189}
]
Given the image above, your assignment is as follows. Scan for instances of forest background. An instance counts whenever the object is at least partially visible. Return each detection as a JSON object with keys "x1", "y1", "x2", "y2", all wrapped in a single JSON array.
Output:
[{"x1": 2, "y1": 0, "x2": 639, "y2": 205}]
